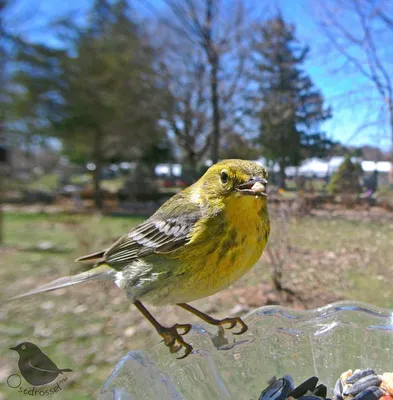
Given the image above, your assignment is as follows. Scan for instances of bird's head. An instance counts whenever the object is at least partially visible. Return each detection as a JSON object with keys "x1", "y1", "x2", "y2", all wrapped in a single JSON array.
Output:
[
  {"x1": 10, "y1": 342, "x2": 41, "y2": 357},
  {"x1": 199, "y1": 159, "x2": 268, "y2": 202}
]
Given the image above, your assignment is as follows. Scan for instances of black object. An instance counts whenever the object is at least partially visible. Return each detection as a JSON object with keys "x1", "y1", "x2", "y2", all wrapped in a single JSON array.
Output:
[
  {"x1": 314, "y1": 383, "x2": 328, "y2": 398},
  {"x1": 0, "y1": 146, "x2": 8, "y2": 163},
  {"x1": 10, "y1": 342, "x2": 72, "y2": 386},
  {"x1": 289, "y1": 376, "x2": 320, "y2": 398},
  {"x1": 258, "y1": 375, "x2": 326, "y2": 400},
  {"x1": 258, "y1": 376, "x2": 294, "y2": 400}
]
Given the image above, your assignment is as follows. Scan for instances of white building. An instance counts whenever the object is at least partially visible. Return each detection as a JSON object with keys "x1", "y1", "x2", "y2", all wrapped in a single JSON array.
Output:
[{"x1": 255, "y1": 156, "x2": 392, "y2": 179}]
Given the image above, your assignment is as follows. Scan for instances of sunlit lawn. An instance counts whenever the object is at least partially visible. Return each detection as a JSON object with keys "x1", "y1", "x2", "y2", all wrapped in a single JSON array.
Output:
[{"x1": 1, "y1": 210, "x2": 393, "y2": 399}]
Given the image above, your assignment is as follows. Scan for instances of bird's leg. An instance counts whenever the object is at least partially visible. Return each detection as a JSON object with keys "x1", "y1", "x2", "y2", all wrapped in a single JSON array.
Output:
[
  {"x1": 133, "y1": 300, "x2": 193, "y2": 359},
  {"x1": 177, "y1": 303, "x2": 248, "y2": 335}
]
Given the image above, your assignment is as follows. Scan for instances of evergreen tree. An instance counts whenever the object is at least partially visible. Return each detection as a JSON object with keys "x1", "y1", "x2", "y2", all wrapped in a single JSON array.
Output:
[
  {"x1": 327, "y1": 155, "x2": 362, "y2": 195},
  {"x1": 251, "y1": 14, "x2": 333, "y2": 188},
  {"x1": 12, "y1": 0, "x2": 167, "y2": 208}
]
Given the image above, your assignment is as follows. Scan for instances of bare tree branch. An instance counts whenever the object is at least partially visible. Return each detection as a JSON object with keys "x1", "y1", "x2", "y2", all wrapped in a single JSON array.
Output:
[
  {"x1": 156, "y1": 0, "x2": 259, "y2": 164},
  {"x1": 316, "y1": 0, "x2": 393, "y2": 154}
]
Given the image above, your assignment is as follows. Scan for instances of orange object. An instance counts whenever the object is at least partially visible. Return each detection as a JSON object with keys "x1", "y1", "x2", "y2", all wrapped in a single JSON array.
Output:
[{"x1": 381, "y1": 373, "x2": 393, "y2": 396}]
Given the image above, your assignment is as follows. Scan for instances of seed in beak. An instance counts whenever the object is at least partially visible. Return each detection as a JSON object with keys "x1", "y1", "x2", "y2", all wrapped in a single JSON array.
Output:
[{"x1": 251, "y1": 181, "x2": 265, "y2": 194}]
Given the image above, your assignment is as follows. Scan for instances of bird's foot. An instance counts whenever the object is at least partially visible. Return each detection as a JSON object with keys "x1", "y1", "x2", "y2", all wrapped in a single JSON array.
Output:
[
  {"x1": 177, "y1": 303, "x2": 248, "y2": 336},
  {"x1": 157, "y1": 323, "x2": 193, "y2": 359},
  {"x1": 215, "y1": 316, "x2": 248, "y2": 335}
]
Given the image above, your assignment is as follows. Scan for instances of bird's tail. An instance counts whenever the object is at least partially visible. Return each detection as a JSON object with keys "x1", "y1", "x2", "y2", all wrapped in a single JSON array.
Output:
[
  {"x1": 59, "y1": 368, "x2": 73, "y2": 373},
  {"x1": 11, "y1": 264, "x2": 115, "y2": 300}
]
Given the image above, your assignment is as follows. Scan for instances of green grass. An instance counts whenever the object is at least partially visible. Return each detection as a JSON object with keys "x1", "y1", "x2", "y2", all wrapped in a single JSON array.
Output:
[
  {"x1": 69, "y1": 174, "x2": 90, "y2": 186},
  {"x1": 1, "y1": 213, "x2": 144, "y2": 399},
  {"x1": 1, "y1": 210, "x2": 393, "y2": 398},
  {"x1": 5, "y1": 172, "x2": 127, "y2": 194},
  {"x1": 101, "y1": 177, "x2": 126, "y2": 193},
  {"x1": 232, "y1": 211, "x2": 393, "y2": 309},
  {"x1": 287, "y1": 216, "x2": 393, "y2": 307},
  {"x1": 28, "y1": 174, "x2": 60, "y2": 191}
]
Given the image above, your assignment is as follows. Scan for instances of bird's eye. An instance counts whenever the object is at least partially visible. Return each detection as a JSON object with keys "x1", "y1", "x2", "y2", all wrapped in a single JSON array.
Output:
[
  {"x1": 220, "y1": 170, "x2": 229, "y2": 184},
  {"x1": 21, "y1": 345, "x2": 26, "y2": 350}
]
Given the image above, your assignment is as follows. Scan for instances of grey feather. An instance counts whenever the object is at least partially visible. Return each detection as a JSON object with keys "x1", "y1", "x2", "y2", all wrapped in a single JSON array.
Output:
[
  {"x1": 11, "y1": 265, "x2": 115, "y2": 300},
  {"x1": 103, "y1": 201, "x2": 202, "y2": 270}
]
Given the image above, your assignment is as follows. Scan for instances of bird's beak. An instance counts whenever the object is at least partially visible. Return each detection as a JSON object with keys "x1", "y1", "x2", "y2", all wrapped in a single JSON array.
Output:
[
  {"x1": 236, "y1": 177, "x2": 268, "y2": 196},
  {"x1": 9, "y1": 347, "x2": 17, "y2": 351}
]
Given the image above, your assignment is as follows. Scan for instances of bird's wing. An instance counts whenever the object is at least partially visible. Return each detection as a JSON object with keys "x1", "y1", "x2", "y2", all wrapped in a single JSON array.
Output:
[{"x1": 104, "y1": 193, "x2": 202, "y2": 270}]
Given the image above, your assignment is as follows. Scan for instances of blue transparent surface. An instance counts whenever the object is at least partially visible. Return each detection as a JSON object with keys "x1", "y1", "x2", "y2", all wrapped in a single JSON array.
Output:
[{"x1": 98, "y1": 301, "x2": 393, "y2": 400}]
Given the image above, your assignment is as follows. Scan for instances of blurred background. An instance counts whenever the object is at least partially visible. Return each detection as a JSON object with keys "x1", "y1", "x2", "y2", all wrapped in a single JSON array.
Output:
[{"x1": 1, "y1": 0, "x2": 393, "y2": 398}]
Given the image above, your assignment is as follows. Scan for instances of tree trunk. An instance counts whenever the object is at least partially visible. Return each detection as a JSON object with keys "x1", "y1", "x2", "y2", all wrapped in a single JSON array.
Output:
[
  {"x1": 278, "y1": 160, "x2": 286, "y2": 189},
  {"x1": 181, "y1": 148, "x2": 198, "y2": 182},
  {"x1": 204, "y1": 0, "x2": 220, "y2": 164},
  {"x1": 93, "y1": 130, "x2": 104, "y2": 210},
  {"x1": 210, "y1": 56, "x2": 220, "y2": 163},
  {"x1": 389, "y1": 100, "x2": 393, "y2": 164}
]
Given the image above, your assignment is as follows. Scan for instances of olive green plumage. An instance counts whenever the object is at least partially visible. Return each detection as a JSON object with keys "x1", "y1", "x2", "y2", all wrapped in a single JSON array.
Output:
[{"x1": 14, "y1": 159, "x2": 270, "y2": 306}]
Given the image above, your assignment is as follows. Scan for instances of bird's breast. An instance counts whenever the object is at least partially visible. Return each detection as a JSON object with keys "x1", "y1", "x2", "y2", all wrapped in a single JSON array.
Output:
[
  {"x1": 168, "y1": 196, "x2": 270, "y2": 300},
  {"x1": 136, "y1": 196, "x2": 270, "y2": 305},
  {"x1": 212, "y1": 196, "x2": 270, "y2": 285}
]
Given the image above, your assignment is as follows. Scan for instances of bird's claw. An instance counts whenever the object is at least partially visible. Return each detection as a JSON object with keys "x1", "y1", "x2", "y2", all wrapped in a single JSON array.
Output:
[
  {"x1": 176, "y1": 343, "x2": 193, "y2": 359},
  {"x1": 174, "y1": 323, "x2": 192, "y2": 335},
  {"x1": 219, "y1": 317, "x2": 248, "y2": 335},
  {"x1": 158, "y1": 323, "x2": 193, "y2": 359}
]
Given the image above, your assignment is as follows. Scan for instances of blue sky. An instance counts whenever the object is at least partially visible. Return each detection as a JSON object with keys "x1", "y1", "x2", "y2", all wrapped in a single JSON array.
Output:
[{"x1": 6, "y1": 0, "x2": 392, "y2": 151}]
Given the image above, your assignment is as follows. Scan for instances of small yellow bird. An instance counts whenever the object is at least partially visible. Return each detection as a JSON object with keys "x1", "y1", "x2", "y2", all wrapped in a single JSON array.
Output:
[{"x1": 15, "y1": 159, "x2": 270, "y2": 358}]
